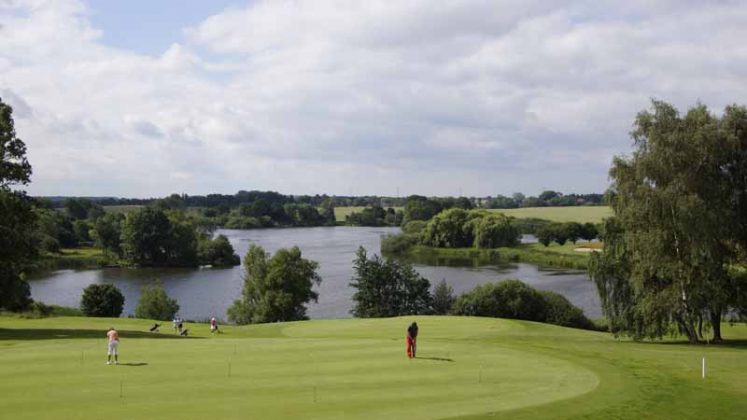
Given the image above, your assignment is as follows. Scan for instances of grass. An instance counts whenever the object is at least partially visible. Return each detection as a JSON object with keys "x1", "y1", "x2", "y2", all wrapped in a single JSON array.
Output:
[
  {"x1": 32, "y1": 247, "x2": 114, "y2": 272},
  {"x1": 400, "y1": 242, "x2": 596, "y2": 270},
  {"x1": 334, "y1": 206, "x2": 404, "y2": 222},
  {"x1": 0, "y1": 316, "x2": 744, "y2": 419},
  {"x1": 492, "y1": 206, "x2": 612, "y2": 223}
]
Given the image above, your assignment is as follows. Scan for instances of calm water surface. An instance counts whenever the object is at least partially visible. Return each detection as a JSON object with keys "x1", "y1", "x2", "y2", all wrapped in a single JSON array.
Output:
[{"x1": 29, "y1": 228, "x2": 600, "y2": 320}]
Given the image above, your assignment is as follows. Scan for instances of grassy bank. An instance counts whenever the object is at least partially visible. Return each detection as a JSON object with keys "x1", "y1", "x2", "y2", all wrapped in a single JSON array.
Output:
[
  {"x1": 32, "y1": 247, "x2": 115, "y2": 272},
  {"x1": 397, "y1": 242, "x2": 595, "y2": 270},
  {"x1": 334, "y1": 206, "x2": 404, "y2": 222},
  {"x1": 0, "y1": 316, "x2": 744, "y2": 419},
  {"x1": 492, "y1": 206, "x2": 612, "y2": 223}
]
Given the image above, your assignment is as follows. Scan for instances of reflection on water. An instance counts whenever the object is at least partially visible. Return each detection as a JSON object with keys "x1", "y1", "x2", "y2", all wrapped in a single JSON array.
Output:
[{"x1": 29, "y1": 227, "x2": 600, "y2": 320}]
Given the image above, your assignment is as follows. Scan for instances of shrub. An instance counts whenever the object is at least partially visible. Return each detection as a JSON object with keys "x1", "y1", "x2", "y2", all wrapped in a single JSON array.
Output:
[
  {"x1": 452, "y1": 280, "x2": 547, "y2": 321},
  {"x1": 80, "y1": 284, "x2": 124, "y2": 317},
  {"x1": 380, "y1": 233, "x2": 418, "y2": 254},
  {"x1": 539, "y1": 290, "x2": 595, "y2": 329},
  {"x1": 401, "y1": 220, "x2": 427, "y2": 235},
  {"x1": 452, "y1": 279, "x2": 593, "y2": 329},
  {"x1": 49, "y1": 305, "x2": 84, "y2": 317},
  {"x1": 30, "y1": 301, "x2": 53, "y2": 317},
  {"x1": 134, "y1": 282, "x2": 179, "y2": 321}
]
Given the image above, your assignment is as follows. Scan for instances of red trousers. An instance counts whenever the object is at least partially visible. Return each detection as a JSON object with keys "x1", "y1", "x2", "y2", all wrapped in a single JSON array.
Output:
[{"x1": 406, "y1": 336, "x2": 416, "y2": 358}]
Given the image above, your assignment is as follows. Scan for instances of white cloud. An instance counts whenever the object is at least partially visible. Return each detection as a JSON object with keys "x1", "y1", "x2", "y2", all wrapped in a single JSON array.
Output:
[{"x1": 1, "y1": 0, "x2": 746, "y2": 197}]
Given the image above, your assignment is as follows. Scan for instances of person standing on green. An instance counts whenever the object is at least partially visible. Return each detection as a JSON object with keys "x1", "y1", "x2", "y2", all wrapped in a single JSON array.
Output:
[
  {"x1": 406, "y1": 322, "x2": 418, "y2": 358},
  {"x1": 106, "y1": 327, "x2": 119, "y2": 365}
]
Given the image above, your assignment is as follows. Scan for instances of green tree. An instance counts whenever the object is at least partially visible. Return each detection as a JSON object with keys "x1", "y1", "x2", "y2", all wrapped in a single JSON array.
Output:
[
  {"x1": 92, "y1": 213, "x2": 123, "y2": 256},
  {"x1": 121, "y1": 207, "x2": 171, "y2": 265},
  {"x1": 536, "y1": 224, "x2": 554, "y2": 247},
  {"x1": 403, "y1": 195, "x2": 442, "y2": 224},
  {"x1": 135, "y1": 282, "x2": 179, "y2": 320},
  {"x1": 120, "y1": 207, "x2": 200, "y2": 267},
  {"x1": 420, "y1": 208, "x2": 473, "y2": 248},
  {"x1": 590, "y1": 101, "x2": 742, "y2": 343},
  {"x1": 470, "y1": 212, "x2": 520, "y2": 248},
  {"x1": 0, "y1": 98, "x2": 31, "y2": 187},
  {"x1": 80, "y1": 284, "x2": 124, "y2": 317},
  {"x1": 579, "y1": 223, "x2": 599, "y2": 242},
  {"x1": 228, "y1": 245, "x2": 321, "y2": 324},
  {"x1": 350, "y1": 247, "x2": 432, "y2": 317},
  {"x1": 198, "y1": 234, "x2": 240, "y2": 267},
  {"x1": 72, "y1": 219, "x2": 92, "y2": 243},
  {"x1": 432, "y1": 279, "x2": 455, "y2": 315},
  {"x1": 0, "y1": 97, "x2": 35, "y2": 311}
]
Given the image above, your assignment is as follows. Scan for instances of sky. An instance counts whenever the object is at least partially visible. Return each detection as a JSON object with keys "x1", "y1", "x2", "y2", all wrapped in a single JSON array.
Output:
[{"x1": 1, "y1": 0, "x2": 746, "y2": 198}]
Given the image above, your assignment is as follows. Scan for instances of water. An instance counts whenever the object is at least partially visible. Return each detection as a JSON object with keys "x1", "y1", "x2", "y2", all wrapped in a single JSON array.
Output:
[{"x1": 28, "y1": 228, "x2": 600, "y2": 320}]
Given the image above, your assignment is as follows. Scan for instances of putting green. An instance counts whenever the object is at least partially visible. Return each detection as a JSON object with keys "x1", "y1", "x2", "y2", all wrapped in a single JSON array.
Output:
[{"x1": 0, "y1": 316, "x2": 745, "y2": 419}]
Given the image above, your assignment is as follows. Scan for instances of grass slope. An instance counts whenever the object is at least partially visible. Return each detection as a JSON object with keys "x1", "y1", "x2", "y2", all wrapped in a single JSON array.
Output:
[
  {"x1": 0, "y1": 316, "x2": 745, "y2": 419},
  {"x1": 403, "y1": 242, "x2": 595, "y2": 270},
  {"x1": 492, "y1": 206, "x2": 612, "y2": 223}
]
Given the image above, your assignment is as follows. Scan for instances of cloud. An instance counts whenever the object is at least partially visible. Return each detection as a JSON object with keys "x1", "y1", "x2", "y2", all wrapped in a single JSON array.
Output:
[{"x1": 1, "y1": 0, "x2": 746, "y2": 197}]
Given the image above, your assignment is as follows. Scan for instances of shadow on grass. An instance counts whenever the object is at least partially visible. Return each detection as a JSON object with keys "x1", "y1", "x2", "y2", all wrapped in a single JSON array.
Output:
[
  {"x1": 0, "y1": 329, "x2": 202, "y2": 341},
  {"x1": 416, "y1": 356, "x2": 455, "y2": 362},
  {"x1": 118, "y1": 362, "x2": 148, "y2": 367}
]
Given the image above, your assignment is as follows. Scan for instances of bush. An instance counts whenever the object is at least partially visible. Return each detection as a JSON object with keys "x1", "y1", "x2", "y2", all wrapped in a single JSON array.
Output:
[
  {"x1": 401, "y1": 220, "x2": 427, "y2": 235},
  {"x1": 30, "y1": 301, "x2": 53, "y2": 317},
  {"x1": 135, "y1": 282, "x2": 179, "y2": 321},
  {"x1": 539, "y1": 290, "x2": 595, "y2": 329},
  {"x1": 451, "y1": 279, "x2": 593, "y2": 329},
  {"x1": 380, "y1": 233, "x2": 419, "y2": 254},
  {"x1": 80, "y1": 284, "x2": 124, "y2": 317},
  {"x1": 49, "y1": 305, "x2": 84, "y2": 317},
  {"x1": 452, "y1": 280, "x2": 547, "y2": 321}
]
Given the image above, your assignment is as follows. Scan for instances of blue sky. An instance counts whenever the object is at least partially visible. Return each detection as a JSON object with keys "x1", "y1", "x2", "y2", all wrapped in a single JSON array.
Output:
[
  {"x1": 1, "y1": 1, "x2": 746, "y2": 198},
  {"x1": 86, "y1": 1, "x2": 239, "y2": 55}
]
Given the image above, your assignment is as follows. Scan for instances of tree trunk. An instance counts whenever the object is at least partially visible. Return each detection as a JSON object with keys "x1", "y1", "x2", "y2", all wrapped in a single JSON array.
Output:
[
  {"x1": 710, "y1": 309, "x2": 723, "y2": 343},
  {"x1": 677, "y1": 317, "x2": 700, "y2": 344}
]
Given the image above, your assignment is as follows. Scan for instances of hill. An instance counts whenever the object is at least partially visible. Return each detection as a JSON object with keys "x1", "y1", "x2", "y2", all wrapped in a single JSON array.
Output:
[{"x1": 0, "y1": 316, "x2": 744, "y2": 419}]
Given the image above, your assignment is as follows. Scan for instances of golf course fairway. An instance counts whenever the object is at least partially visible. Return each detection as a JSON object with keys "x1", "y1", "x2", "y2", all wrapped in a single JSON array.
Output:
[{"x1": 0, "y1": 316, "x2": 745, "y2": 419}]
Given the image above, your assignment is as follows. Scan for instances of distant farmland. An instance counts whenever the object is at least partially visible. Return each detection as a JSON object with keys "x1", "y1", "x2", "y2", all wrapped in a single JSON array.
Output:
[
  {"x1": 492, "y1": 206, "x2": 612, "y2": 223},
  {"x1": 336, "y1": 206, "x2": 611, "y2": 224}
]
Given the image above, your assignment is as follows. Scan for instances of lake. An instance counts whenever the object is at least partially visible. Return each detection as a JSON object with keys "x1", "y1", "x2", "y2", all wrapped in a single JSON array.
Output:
[{"x1": 28, "y1": 227, "x2": 601, "y2": 320}]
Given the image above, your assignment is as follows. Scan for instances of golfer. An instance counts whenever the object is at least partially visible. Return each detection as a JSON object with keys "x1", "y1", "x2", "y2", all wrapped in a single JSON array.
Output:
[
  {"x1": 210, "y1": 317, "x2": 218, "y2": 333},
  {"x1": 406, "y1": 322, "x2": 418, "y2": 359},
  {"x1": 106, "y1": 327, "x2": 119, "y2": 365}
]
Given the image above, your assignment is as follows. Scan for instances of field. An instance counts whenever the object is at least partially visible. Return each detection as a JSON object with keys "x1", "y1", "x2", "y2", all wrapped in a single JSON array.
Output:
[
  {"x1": 334, "y1": 206, "x2": 404, "y2": 222},
  {"x1": 336, "y1": 206, "x2": 611, "y2": 224},
  {"x1": 492, "y1": 206, "x2": 612, "y2": 223},
  {"x1": 1, "y1": 316, "x2": 745, "y2": 419},
  {"x1": 401, "y1": 241, "x2": 599, "y2": 270}
]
